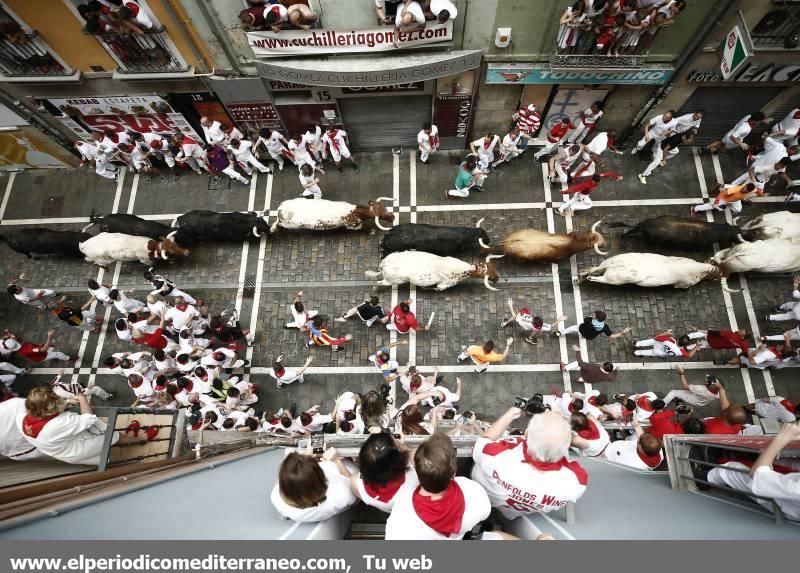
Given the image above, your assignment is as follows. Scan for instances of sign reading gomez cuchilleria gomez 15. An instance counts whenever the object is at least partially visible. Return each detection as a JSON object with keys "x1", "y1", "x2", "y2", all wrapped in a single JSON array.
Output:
[{"x1": 248, "y1": 22, "x2": 452, "y2": 56}]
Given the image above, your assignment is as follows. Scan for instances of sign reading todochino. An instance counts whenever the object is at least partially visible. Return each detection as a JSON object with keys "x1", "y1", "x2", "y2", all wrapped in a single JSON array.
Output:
[{"x1": 248, "y1": 22, "x2": 452, "y2": 56}]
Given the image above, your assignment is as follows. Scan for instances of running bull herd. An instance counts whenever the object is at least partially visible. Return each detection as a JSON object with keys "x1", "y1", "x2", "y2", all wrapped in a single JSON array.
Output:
[{"x1": 1, "y1": 201, "x2": 800, "y2": 294}]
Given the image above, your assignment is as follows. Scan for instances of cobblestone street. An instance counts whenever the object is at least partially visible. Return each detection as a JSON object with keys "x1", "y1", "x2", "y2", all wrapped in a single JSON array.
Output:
[{"x1": 1, "y1": 145, "x2": 798, "y2": 421}]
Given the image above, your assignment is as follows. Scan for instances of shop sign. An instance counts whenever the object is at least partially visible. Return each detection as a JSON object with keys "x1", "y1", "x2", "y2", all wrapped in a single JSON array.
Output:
[
  {"x1": 688, "y1": 63, "x2": 800, "y2": 83},
  {"x1": 224, "y1": 102, "x2": 282, "y2": 129},
  {"x1": 341, "y1": 83, "x2": 424, "y2": 94},
  {"x1": 255, "y1": 51, "x2": 481, "y2": 87},
  {"x1": 46, "y1": 96, "x2": 201, "y2": 140},
  {"x1": 719, "y1": 25, "x2": 752, "y2": 80},
  {"x1": 249, "y1": 22, "x2": 452, "y2": 57},
  {"x1": 485, "y1": 65, "x2": 672, "y2": 85},
  {"x1": 433, "y1": 95, "x2": 473, "y2": 138}
]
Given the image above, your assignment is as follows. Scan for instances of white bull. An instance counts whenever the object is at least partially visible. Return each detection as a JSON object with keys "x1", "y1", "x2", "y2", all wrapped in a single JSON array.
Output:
[
  {"x1": 578, "y1": 253, "x2": 727, "y2": 289},
  {"x1": 713, "y1": 238, "x2": 800, "y2": 273},
  {"x1": 365, "y1": 251, "x2": 503, "y2": 291},
  {"x1": 737, "y1": 211, "x2": 800, "y2": 241},
  {"x1": 79, "y1": 232, "x2": 190, "y2": 268},
  {"x1": 270, "y1": 197, "x2": 394, "y2": 232}
]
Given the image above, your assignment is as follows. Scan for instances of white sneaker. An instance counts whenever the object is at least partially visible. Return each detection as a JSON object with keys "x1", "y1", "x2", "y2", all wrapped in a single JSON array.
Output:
[
  {"x1": 630, "y1": 147, "x2": 638, "y2": 155},
  {"x1": 638, "y1": 174, "x2": 647, "y2": 185},
  {"x1": 333, "y1": 317, "x2": 346, "y2": 323}
]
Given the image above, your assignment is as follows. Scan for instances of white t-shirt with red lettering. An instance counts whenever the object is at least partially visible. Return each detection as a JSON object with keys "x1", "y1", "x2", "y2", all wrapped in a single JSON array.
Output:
[
  {"x1": 470, "y1": 436, "x2": 588, "y2": 519},
  {"x1": 385, "y1": 476, "x2": 490, "y2": 540}
]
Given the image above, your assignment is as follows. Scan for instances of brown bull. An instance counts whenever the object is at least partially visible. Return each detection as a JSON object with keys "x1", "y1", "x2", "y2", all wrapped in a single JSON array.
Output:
[{"x1": 491, "y1": 220, "x2": 607, "y2": 263}]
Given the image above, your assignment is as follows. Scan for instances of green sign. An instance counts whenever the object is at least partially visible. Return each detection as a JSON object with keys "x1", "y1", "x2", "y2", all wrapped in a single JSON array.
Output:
[{"x1": 720, "y1": 25, "x2": 751, "y2": 80}]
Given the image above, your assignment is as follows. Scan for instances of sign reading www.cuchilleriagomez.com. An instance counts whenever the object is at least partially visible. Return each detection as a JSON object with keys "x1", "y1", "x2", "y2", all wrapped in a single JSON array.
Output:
[{"x1": 248, "y1": 22, "x2": 452, "y2": 56}]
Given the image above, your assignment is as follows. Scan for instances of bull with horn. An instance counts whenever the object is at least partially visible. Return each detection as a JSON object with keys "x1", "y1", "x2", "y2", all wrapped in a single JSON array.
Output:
[
  {"x1": 366, "y1": 252, "x2": 504, "y2": 292},
  {"x1": 486, "y1": 219, "x2": 608, "y2": 263}
]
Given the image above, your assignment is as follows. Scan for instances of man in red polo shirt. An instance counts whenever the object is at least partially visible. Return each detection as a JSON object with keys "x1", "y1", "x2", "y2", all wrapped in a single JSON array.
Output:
[
  {"x1": 381, "y1": 300, "x2": 426, "y2": 335},
  {"x1": 534, "y1": 117, "x2": 575, "y2": 161}
]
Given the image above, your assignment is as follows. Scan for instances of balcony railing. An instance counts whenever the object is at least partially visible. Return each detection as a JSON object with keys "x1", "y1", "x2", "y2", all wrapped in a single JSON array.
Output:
[
  {"x1": 92, "y1": 27, "x2": 189, "y2": 75},
  {"x1": 550, "y1": 52, "x2": 648, "y2": 70},
  {"x1": 0, "y1": 31, "x2": 72, "y2": 77}
]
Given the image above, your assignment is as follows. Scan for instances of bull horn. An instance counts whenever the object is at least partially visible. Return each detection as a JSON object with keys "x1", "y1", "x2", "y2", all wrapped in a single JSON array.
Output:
[
  {"x1": 160, "y1": 249, "x2": 168, "y2": 260},
  {"x1": 166, "y1": 230, "x2": 177, "y2": 240},
  {"x1": 732, "y1": 217, "x2": 740, "y2": 226},
  {"x1": 594, "y1": 243, "x2": 608, "y2": 256},
  {"x1": 375, "y1": 196, "x2": 394, "y2": 203},
  {"x1": 81, "y1": 221, "x2": 94, "y2": 233},
  {"x1": 252, "y1": 226, "x2": 261, "y2": 238},
  {"x1": 720, "y1": 277, "x2": 740, "y2": 294},
  {"x1": 485, "y1": 254, "x2": 505, "y2": 262},
  {"x1": 483, "y1": 274, "x2": 499, "y2": 291},
  {"x1": 478, "y1": 237, "x2": 491, "y2": 249},
  {"x1": 374, "y1": 216, "x2": 393, "y2": 231},
  {"x1": 171, "y1": 217, "x2": 179, "y2": 228},
  {"x1": 475, "y1": 217, "x2": 485, "y2": 228},
  {"x1": 590, "y1": 219, "x2": 604, "y2": 234},
  {"x1": 736, "y1": 233, "x2": 749, "y2": 243}
]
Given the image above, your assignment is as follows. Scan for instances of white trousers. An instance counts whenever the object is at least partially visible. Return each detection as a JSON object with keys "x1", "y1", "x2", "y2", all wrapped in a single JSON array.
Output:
[
  {"x1": 476, "y1": 153, "x2": 493, "y2": 171},
  {"x1": 551, "y1": 162, "x2": 570, "y2": 184},
  {"x1": 567, "y1": 123, "x2": 592, "y2": 144},
  {"x1": 642, "y1": 147, "x2": 679, "y2": 177},
  {"x1": 150, "y1": 288, "x2": 197, "y2": 305},
  {"x1": 448, "y1": 176, "x2": 485, "y2": 198},
  {"x1": 662, "y1": 389, "x2": 714, "y2": 407},
  {"x1": 634, "y1": 339, "x2": 670, "y2": 357},
  {"x1": 21, "y1": 289, "x2": 57, "y2": 309},
  {"x1": 419, "y1": 145, "x2": 433, "y2": 162},
  {"x1": 222, "y1": 165, "x2": 249, "y2": 184},
  {"x1": 634, "y1": 134, "x2": 663, "y2": 152},
  {"x1": 558, "y1": 193, "x2": 592, "y2": 214},
  {"x1": 534, "y1": 140, "x2": 559, "y2": 159},
  {"x1": 285, "y1": 308, "x2": 318, "y2": 329},
  {"x1": 708, "y1": 462, "x2": 775, "y2": 513},
  {"x1": 266, "y1": 147, "x2": 286, "y2": 169},
  {"x1": 75, "y1": 311, "x2": 97, "y2": 332},
  {"x1": 237, "y1": 153, "x2": 269, "y2": 175},
  {"x1": 44, "y1": 348, "x2": 71, "y2": 362},
  {"x1": 731, "y1": 171, "x2": 766, "y2": 190},
  {"x1": 694, "y1": 198, "x2": 743, "y2": 214},
  {"x1": 302, "y1": 184, "x2": 322, "y2": 199},
  {"x1": 95, "y1": 160, "x2": 117, "y2": 180},
  {"x1": 768, "y1": 301, "x2": 800, "y2": 322}
]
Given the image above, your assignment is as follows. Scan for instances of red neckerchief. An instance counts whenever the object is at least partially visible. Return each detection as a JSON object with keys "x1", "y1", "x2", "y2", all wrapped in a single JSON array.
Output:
[
  {"x1": 185, "y1": 381, "x2": 194, "y2": 392},
  {"x1": 483, "y1": 139, "x2": 491, "y2": 149},
  {"x1": 428, "y1": 133, "x2": 437, "y2": 147},
  {"x1": 176, "y1": 303, "x2": 189, "y2": 312},
  {"x1": 781, "y1": 399, "x2": 797, "y2": 413},
  {"x1": 363, "y1": 472, "x2": 406, "y2": 502},
  {"x1": 129, "y1": 378, "x2": 143, "y2": 388},
  {"x1": 522, "y1": 447, "x2": 575, "y2": 471},
  {"x1": 577, "y1": 423, "x2": 600, "y2": 440},
  {"x1": 637, "y1": 396, "x2": 654, "y2": 412},
  {"x1": 637, "y1": 448, "x2": 662, "y2": 468},
  {"x1": 274, "y1": 367, "x2": 285, "y2": 377},
  {"x1": 410, "y1": 379, "x2": 421, "y2": 391},
  {"x1": 568, "y1": 402, "x2": 577, "y2": 412},
  {"x1": 328, "y1": 130, "x2": 340, "y2": 152},
  {"x1": 22, "y1": 413, "x2": 59, "y2": 438},
  {"x1": 411, "y1": 481, "x2": 465, "y2": 537},
  {"x1": 588, "y1": 396, "x2": 597, "y2": 406},
  {"x1": 181, "y1": 136, "x2": 197, "y2": 146}
]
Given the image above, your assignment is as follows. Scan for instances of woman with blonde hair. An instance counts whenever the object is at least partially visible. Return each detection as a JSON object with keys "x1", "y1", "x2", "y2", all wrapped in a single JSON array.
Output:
[{"x1": 20, "y1": 386, "x2": 135, "y2": 466}]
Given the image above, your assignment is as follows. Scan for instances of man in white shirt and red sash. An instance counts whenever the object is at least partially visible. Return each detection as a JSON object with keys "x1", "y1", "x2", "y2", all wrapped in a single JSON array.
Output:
[
  {"x1": 386, "y1": 433, "x2": 490, "y2": 539},
  {"x1": 471, "y1": 408, "x2": 588, "y2": 518}
]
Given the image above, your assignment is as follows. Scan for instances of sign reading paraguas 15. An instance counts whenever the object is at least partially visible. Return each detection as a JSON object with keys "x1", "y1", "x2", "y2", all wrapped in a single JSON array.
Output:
[
  {"x1": 485, "y1": 66, "x2": 673, "y2": 85},
  {"x1": 248, "y1": 22, "x2": 452, "y2": 56}
]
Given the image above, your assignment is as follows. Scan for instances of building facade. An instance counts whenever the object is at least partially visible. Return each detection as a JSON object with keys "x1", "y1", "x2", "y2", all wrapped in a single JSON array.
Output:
[{"x1": 0, "y1": 0, "x2": 795, "y2": 160}]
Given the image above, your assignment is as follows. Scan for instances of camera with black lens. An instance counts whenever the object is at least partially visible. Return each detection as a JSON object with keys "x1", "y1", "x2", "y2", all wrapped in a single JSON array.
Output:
[
  {"x1": 514, "y1": 393, "x2": 548, "y2": 415},
  {"x1": 705, "y1": 374, "x2": 719, "y2": 389},
  {"x1": 379, "y1": 383, "x2": 393, "y2": 406}
]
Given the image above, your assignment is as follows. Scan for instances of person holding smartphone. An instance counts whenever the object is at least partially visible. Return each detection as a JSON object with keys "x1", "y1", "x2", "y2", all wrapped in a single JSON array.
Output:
[
  {"x1": 351, "y1": 432, "x2": 417, "y2": 513},
  {"x1": 271, "y1": 445, "x2": 357, "y2": 523}
]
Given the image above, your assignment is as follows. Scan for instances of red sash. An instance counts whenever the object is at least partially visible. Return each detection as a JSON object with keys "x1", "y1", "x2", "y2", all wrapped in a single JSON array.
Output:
[{"x1": 411, "y1": 481, "x2": 465, "y2": 536}]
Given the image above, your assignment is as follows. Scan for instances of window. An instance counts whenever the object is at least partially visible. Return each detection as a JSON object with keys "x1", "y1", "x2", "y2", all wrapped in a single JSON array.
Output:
[{"x1": 750, "y1": 2, "x2": 800, "y2": 49}]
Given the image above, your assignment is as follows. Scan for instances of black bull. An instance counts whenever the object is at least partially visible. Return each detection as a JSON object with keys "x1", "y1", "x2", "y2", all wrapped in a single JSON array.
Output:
[
  {"x1": 380, "y1": 222, "x2": 491, "y2": 257},
  {"x1": 607, "y1": 215, "x2": 751, "y2": 249},
  {"x1": 84, "y1": 213, "x2": 174, "y2": 240},
  {"x1": 171, "y1": 210, "x2": 271, "y2": 243},
  {"x1": 0, "y1": 228, "x2": 92, "y2": 258}
]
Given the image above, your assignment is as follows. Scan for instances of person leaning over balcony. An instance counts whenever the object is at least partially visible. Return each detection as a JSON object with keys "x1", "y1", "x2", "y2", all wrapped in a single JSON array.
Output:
[
  {"x1": 423, "y1": 0, "x2": 457, "y2": 23},
  {"x1": 113, "y1": 1, "x2": 155, "y2": 35},
  {"x1": 286, "y1": 4, "x2": 319, "y2": 31},
  {"x1": 395, "y1": 0, "x2": 426, "y2": 31},
  {"x1": 376, "y1": 0, "x2": 405, "y2": 25}
]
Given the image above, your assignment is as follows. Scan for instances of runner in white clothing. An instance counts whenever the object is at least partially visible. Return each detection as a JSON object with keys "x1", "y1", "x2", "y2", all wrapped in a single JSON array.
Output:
[
  {"x1": 303, "y1": 125, "x2": 323, "y2": 163},
  {"x1": 548, "y1": 144, "x2": 583, "y2": 184},
  {"x1": 492, "y1": 127, "x2": 524, "y2": 167},
  {"x1": 322, "y1": 127, "x2": 358, "y2": 172},
  {"x1": 470, "y1": 133, "x2": 500, "y2": 171},
  {"x1": 632, "y1": 110, "x2": 677, "y2": 153},
  {"x1": 299, "y1": 164, "x2": 323, "y2": 199},
  {"x1": 673, "y1": 110, "x2": 704, "y2": 134},
  {"x1": 570, "y1": 412, "x2": 611, "y2": 458},
  {"x1": 417, "y1": 123, "x2": 439, "y2": 163},
  {"x1": 661, "y1": 366, "x2": 721, "y2": 408},
  {"x1": 706, "y1": 112, "x2": 770, "y2": 154},
  {"x1": 570, "y1": 130, "x2": 622, "y2": 178},
  {"x1": 288, "y1": 134, "x2": 320, "y2": 170},
  {"x1": 255, "y1": 128, "x2": 292, "y2": 171},
  {"x1": 108, "y1": 289, "x2": 146, "y2": 315},
  {"x1": 200, "y1": 117, "x2": 225, "y2": 145},
  {"x1": 269, "y1": 355, "x2": 313, "y2": 388},
  {"x1": 749, "y1": 396, "x2": 798, "y2": 423},
  {"x1": 567, "y1": 102, "x2": 604, "y2": 144},
  {"x1": 7, "y1": 274, "x2": 57, "y2": 310},
  {"x1": 770, "y1": 108, "x2": 800, "y2": 145},
  {"x1": 227, "y1": 138, "x2": 270, "y2": 175}
]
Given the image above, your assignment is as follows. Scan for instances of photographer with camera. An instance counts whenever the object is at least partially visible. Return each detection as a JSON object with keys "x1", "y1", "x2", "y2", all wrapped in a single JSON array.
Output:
[
  {"x1": 646, "y1": 401, "x2": 706, "y2": 440},
  {"x1": 470, "y1": 401, "x2": 588, "y2": 518},
  {"x1": 661, "y1": 366, "x2": 722, "y2": 408},
  {"x1": 400, "y1": 378, "x2": 462, "y2": 412},
  {"x1": 332, "y1": 391, "x2": 365, "y2": 434}
]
